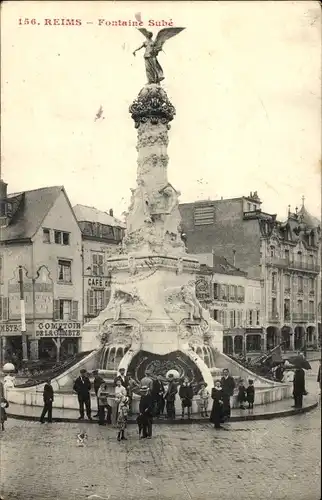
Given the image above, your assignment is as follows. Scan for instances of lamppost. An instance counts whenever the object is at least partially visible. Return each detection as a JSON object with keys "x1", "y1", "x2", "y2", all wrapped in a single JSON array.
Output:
[{"x1": 18, "y1": 264, "x2": 53, "y2": 362}]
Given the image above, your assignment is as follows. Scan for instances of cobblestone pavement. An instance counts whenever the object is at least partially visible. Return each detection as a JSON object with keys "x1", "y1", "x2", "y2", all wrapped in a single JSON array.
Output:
[{"x1": 0, "y1": 397, "x2": 320, "y2": 500}]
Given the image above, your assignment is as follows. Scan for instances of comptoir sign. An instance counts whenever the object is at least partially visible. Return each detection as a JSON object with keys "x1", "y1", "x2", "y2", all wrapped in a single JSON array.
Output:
[{"x1": 35, "y1": 321, "x2": 81, "y2": 338}]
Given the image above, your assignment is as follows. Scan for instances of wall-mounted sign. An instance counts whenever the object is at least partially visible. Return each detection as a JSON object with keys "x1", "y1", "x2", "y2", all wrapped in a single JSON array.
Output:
[
  {"x1": 35, "y1": 321, "x2": 81, "y2": 338},
  {"x1": 0, "y1": 323, "x2": 22, "y2": 335},
  {"x1": 87, "y1": 277, "x2": 110, "y2": 289}
]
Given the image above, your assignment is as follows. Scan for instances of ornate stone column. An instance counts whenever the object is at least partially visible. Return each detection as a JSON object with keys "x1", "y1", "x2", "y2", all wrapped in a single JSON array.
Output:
[{"x1": 124, "y1": 84, "x2": 185, "y2": 256}]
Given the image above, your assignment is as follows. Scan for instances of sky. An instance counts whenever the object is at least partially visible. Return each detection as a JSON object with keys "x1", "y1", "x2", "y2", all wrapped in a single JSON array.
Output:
[{"x1": 1, "y1": 1, "x2": 321, "y2": 221}]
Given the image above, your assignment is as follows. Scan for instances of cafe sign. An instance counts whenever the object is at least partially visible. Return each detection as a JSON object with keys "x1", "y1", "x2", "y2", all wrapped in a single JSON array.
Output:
[
  {"x1": 35, "y1": 321, "x2": 81, "y2": 338},
  {"x1": 87, "y1": 277, "x2": 110, "y2": 289}
]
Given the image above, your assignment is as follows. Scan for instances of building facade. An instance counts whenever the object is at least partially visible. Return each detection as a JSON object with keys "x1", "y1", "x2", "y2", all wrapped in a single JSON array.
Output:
[
  {"x1": 180, "y1": 193, "x2": 321, "y2": 353},
  {"x1": 73, "y1": 204, "x2": 125, "y2": 325},
  {"x1": 0, "y1": 182, "x2": 124, "y2": 365},
  {"x1": 0, "y1": 182, "x2": 83, "y2": 364},
  {"x1": 196, "y1": 254, "x2": 262, "y2": 356}
]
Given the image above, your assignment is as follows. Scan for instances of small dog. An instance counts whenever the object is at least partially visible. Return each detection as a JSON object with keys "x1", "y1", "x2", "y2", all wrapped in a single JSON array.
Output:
[{"x1": 77, "y1": 431, "x2": 88, "y2": 447}]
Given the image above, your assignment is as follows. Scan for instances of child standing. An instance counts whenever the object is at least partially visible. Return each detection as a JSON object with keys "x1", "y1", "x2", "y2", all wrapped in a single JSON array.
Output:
[
  {"x1": 179, "y1": 377, "x2": 194, "y2": 419},
  {"x1": 198, "y1": 382, "x2": 210, "y2": 417},
  {"x1": 117, "y1": 396, "x2": 129, "y2": 441},
  {"x1": 237, "y1": 379, "x2": 246, "y2": 409},
  {"x1": 246, "y1": 379, "x2": 255, "y2": 409}
]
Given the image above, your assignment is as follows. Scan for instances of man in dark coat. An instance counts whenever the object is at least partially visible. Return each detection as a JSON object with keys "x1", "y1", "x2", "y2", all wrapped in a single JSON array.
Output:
[
  {"x1": 114, "y1": 368, "x2": 129, "y2": 390},
  {"x1": 151, "y1": 374, "x2": 165, "y2": 417},
  {"x1": 92, "y1": 370, "x2": 104, "y2": 417},
  {"x1": 293, "y1": 367, "x2": 306, "y2": 408},
  {"x1": 73, "y1": 369, "x2": 92, "y2": 420},
  {"x1": 138, "y1": 386, "x2": 154, "y2": 438},
  {"x1": 165, "y1": 374, "x2": 178, "y2": 419},
  {"x1": 40, "y1": 379, "x2": 54, "y2": 423},
  {"x1": 220, "y1": 369, "x2": 236, "y2": 420}
]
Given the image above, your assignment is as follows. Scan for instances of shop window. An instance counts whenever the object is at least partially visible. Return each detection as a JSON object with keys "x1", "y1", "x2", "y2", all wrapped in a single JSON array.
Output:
[
  {"x1": 58, "y1": 260, "x2": 72, "y2": 283},
  {"x1": 213, "y1": 283, "x2": 219, "y2": 300}
]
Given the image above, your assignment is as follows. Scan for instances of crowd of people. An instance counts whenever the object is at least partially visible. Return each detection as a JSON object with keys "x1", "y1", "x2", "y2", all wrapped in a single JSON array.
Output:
[
  {"x1": 1, "y1": 359, "x2": 318, "y2": 435},
  {"x1": 37, "y1": 367, "x2": 259, "y2": 437}
]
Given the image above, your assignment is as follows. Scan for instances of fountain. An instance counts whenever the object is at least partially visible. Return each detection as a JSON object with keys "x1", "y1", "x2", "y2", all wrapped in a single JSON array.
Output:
[{"x1": 6, "y1": 29, "x2": 292, "y2": 413}]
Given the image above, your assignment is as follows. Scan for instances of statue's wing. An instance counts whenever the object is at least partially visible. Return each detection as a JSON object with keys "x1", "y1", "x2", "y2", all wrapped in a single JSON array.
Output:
[
  {"x1": 154, "y1": 27, "x2": 185, "y2": 52},
  {"x1": 137, "y1": 27, "x2": 151, "y2": 39}
]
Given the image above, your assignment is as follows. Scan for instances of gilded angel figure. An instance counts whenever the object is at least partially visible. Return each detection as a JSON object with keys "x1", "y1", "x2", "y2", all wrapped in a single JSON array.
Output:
[{"x1": 133, "y1": 27, "x2": 185, "y2": 84}]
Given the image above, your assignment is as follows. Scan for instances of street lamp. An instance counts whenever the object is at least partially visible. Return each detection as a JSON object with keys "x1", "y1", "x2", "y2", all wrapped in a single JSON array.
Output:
[{"x1": 18, "y1": 264, "x2": 53, "y2": 362}]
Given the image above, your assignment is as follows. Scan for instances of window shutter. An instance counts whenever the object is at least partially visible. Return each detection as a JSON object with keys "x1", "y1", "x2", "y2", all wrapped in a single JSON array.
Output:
[
  {"x1": 87, "y1": 290, "x2": 95, "y2": 316},
  {"x1": 53, "y1": 300, "x2": 60, "y2": 320},
  {"x1": 92, "y1": 254, "x2": 98, "y2": 275},
  {"x1": 72, "y1": 301, "x2": 78, "y2": 320},
  {"x1": 246, "y1": 310, "x2": 250, "y2": 325}
]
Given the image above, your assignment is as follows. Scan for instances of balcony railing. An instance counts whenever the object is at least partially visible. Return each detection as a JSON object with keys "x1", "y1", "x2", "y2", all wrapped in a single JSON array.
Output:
[
  {"x1": 266, "y1": 257, "x2": 320, "y2": 273},
  {"x1": 292, "y1": 313, "x2": 316, "y2": 322}
]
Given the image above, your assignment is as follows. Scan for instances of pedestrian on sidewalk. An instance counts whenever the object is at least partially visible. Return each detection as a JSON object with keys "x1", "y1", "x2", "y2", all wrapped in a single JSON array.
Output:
[
  {"x1": 179, "y1": 377, "x2": 193, "y2": 419},
  {"x1": 73, "y1": 369, "x2": 92, "y2": 421},
  {"x1": 197, "y1": 382, "x2": 210, "y2": 417},
  {"x1": 138, "y1": 386, "x2": 154, "y2": 439},
  {"x1": 246, "y1": 379, "x2": 255, "y2": 409},
  {"x1": 292, "y1": 367, "x2": 306, "y2": 409},
  {"x1": 237, "y1": 379, "x2": 246, "y2": 410},
  {"x1": 97, "y1": 382, "x2": 112, "y2": 426},
  {"x1": 0, "y1": 382, "x2": 9, "y2": 431},
  {"x1": 92, "y1": 370, "x2": 104, "y2": 418},
  {"x1": 220, "y1": 369, "x2": 236, "y2": 421},
  {"x1": 209, "y1": 380, "x2": 224, "y2": 429},
  {"x1": 40, "y1": 379, "x2": 54, "y2": 424},
  {"x1": 117, "y1": 395, "x2": 129, "y2": 441}
]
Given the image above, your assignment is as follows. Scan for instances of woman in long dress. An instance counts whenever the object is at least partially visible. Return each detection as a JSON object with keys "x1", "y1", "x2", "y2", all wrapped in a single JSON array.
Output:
[{"x1": 209, "y1": 381, "x2": 224, "y2": 429}]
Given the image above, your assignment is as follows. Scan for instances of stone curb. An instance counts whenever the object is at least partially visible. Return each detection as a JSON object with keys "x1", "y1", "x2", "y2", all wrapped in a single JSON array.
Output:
[{"x1": 7, "y1": 400, "x2": 319, "y2": 424}]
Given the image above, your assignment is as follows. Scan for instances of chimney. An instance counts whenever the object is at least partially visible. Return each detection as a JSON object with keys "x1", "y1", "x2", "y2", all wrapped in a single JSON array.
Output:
[
  {"x1": 109, "y1": 208, "x2": 113, "y2": 217},
  {"x1": 232, "y1": 249, "x2": 236, "y2": 267}
]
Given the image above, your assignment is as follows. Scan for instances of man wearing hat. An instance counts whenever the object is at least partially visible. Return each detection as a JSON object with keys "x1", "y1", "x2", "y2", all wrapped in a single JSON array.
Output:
[
  {"x1": 138, "y1": 386, "x2": 154, "y2": 439},
  {"x1": 73, "y1": 369, "x2": 92, "y2": 420},
  {"x1": 114, "y1": 368, "x2": 130, "y2": 391}
]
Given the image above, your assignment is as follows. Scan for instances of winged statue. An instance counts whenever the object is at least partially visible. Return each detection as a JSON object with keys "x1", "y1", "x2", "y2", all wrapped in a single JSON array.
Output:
[{"x1": 133, "y1": 27, "x2": 185, "y2": 84}]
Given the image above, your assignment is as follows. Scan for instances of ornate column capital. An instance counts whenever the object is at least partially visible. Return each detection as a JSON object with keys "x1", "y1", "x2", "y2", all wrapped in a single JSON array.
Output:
[{"x1": 129, "y1": 84, "x2": 176, "y2": 128}]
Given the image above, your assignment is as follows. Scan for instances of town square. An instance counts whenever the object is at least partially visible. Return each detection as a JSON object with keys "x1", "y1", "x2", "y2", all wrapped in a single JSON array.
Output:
[{"x1": 0, "y1": 2, "x2": 321, "y2": 500}]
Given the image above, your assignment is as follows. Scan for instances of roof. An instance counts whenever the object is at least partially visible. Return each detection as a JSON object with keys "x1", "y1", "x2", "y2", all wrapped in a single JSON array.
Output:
[
  {"x1": 297, "y1": 205, "x2": 320, "y2": 229},
  {"x1": 211, "y1": 254, "x2": 247, "y2": 276},
  {"x1": 194, "y1": 253, "x2": 247, "y2": 277},
  {"x1": 1, "y1": 186, "x2": 63, "y2": 242},
  {"x1": 73, "y1": 204, "x2": 125, "y2": 228}
]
